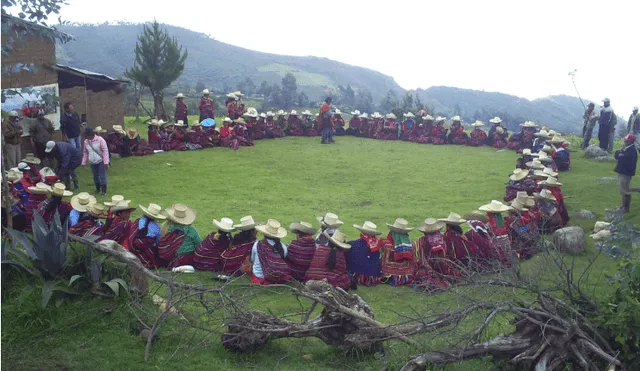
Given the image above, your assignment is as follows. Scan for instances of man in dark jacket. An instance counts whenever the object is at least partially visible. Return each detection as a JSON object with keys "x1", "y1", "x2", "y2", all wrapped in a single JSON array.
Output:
[
  {"x1": 45, "y1": 140, "x2": 81, "y2": 191},
  {"x1": 614, "y1": 133, "x2": 638, "y2": 212},
  {"x1": 627, "y1": 106, "x2": 639, "y2": 151},
  {"x1": 60, "y1": 102, "x2": 83, "y2": 150},
  {"x1": 597, "y1": 98, "x2": 616, "y2": 151}
]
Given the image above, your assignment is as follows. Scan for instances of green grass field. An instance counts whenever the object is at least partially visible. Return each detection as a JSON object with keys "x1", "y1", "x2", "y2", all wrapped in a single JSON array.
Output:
[{"x1": 2, "y1": 124, "x2": 637, "y2": 371}]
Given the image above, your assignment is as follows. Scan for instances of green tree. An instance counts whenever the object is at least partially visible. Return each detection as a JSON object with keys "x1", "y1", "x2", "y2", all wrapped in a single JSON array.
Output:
[
  {"x1": 124, "y1": 21, "x2": 188, "y2": 120},
  {"x1": 297, "y1": 92, "x2": 309, "y2": 107},
  {"x1": 280, "y1": 72, "x2": 297, "y2": 109},
  {"x1": 195, "y1": 80, "x2": 205, "y2": 94},
  {"x1": 380, "y1": 89, "x2": 399, "y2": 113},
  {"x1": 355, "y1": 88, "x2": 374, "y2": 113},
  {"x1": 415, "y1": 94, "x2": 423, "y2": 111},
  {"x1": 401, "y1": 92, "x2": 414, "y2": 114}
]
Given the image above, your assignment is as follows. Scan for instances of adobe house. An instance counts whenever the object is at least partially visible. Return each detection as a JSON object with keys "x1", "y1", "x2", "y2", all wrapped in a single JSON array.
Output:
[{"x1": 1, "y1": 15, "x2": 127, "y2": 150}]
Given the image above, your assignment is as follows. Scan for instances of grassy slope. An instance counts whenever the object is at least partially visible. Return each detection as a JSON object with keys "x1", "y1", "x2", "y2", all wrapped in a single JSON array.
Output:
[{"x1": 2, "y1": 122, "x2": 637, "y2": 371}]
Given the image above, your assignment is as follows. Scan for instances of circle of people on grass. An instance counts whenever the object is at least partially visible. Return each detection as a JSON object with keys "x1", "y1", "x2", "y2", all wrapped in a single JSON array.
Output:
[{"x1": 6, "y1": 123, "x2": 572, "y2": 290}]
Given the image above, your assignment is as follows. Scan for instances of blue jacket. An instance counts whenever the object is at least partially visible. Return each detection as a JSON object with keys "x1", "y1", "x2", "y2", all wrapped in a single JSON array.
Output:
[
  {"x1": 614, "y1": 144, "x2": 638, "y2": 177},
  {"x1": 54, "y1": 141, "x2": 82, "y2": 178},
  {"x1": 60, "y1": 112, "x2": 82, "y2": 138}
]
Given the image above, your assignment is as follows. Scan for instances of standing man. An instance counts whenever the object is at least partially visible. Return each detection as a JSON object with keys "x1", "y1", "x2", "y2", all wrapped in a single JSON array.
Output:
[
  {"x1": 614, "y1": 134, "x2": 638, "y2": 212},
  {"x1": 174, "y1": 93, "x2": 189, "y2": 128},
  {"x1": 45, "y1": 140, "x2": 81, "y2": 191},
  {"x1": 627, "y1": 106, "x2": 640, "y2": 150},
  {"x1": 319, "y1": 97, "x2": 334, "y2": 144},
  {"x1": 60, "y1": 102, "x2": 82, "y2": 150},
  {"x1": 198, "y1": 89, "x2": 215, "y2": 122},
  {"x1": 29, "y1": 110, "x2": 55, "y2": 166},
  {"x1": 2, "y1": 111, "x2": 23, "y2": 169},
  {"x1": 581, "y1": 102, "x2": 599, "y2": 148},
  {"x1": 597, "y1": 98, "x2": 616, "y2": 152},
  {"x1": 81, "y1": 127, "x2": 110, "y2": 196}
]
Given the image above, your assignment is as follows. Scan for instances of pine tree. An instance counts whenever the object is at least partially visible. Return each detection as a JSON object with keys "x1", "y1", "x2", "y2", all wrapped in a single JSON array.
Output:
[
  {"x1": 280, "y1": 73, "x2": 298, "y2": 109},
  {"x1": 124, "y1": 21, "x2": 188, "y2": 120}
]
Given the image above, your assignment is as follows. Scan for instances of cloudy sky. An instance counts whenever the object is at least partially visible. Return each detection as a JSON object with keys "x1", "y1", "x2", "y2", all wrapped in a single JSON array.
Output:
[{"x1": 51, "y1": 0, "x2": 639, "y2": 116}]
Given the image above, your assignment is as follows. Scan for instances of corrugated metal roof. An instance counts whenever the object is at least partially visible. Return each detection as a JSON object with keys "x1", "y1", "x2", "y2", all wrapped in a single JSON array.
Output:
[
  {"x1": 1, "y1": 14, "x2": 74, "y2": 43},
  {"x1": 51, "y1": 64, "x2": 129, "y2": 84}
]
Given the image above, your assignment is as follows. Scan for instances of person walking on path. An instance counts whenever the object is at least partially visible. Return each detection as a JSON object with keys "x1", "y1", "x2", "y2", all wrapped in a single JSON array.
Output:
[
  {"x1": 60, "y1": 102, "x2": 83, "y2": 151},
  {"x1": 2, "y1": 111, "x2": 23, "y2": 169},
  {"x1": 614, "y1": 133, "x2": 638, "y2": 213},
  {"x1": 319, "y1": 97, "x2": 334, "y2": 144},
  {"x1": 29, "y1": 110, "x2": 55, "y2": 166},
  {"x1": 45, "y1": 140, "x2": 81, "y2": 191},
  {"x1": 627, "y1": 106, "x2": 640, "y2": 150},
  {"x1": 81, "y1": 127, "x2": 110, "y2": 196},
  {"x1": 581, "y1": 102, "x2": 599, "y2": 148}
]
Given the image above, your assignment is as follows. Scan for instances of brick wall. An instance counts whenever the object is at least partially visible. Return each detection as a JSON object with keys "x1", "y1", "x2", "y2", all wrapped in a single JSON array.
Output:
[
  {"x1": 60, "y1": 86, "x2": 125, "y2": 130},
  {"x1": 1, "y1": 34, "x2": 57, "y2": 89}
]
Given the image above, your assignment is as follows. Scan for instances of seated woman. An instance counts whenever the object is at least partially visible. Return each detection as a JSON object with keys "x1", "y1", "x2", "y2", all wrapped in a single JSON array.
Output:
[
  {"x1": 24, "y1": 182, "x2": 51, "y2": 231},
  {"x1": 147, "y1": 120, "x2": 163, "y2": 150},
  {"x1": 225, "y1": 93, "x2": 238, "y2": 118},
  {"x1": 492, "y1": 126, "x2": 509, "y2": 149},
  {"x1": 129, "y1": 203, "x2": 166, "y2": 268},
  {"x1": 379, "y1": 218, "x2": 414, "y2": 286},
  {"x1": 219, "y1": 216, "x2": 258, "y2": 275},
  {"x1": 233, "y1": 118, "x2": 254, "y2": 147},
  {"x1": 506, "y1": 130, "x2": 523, "y2": 150},
  {"x1": 346, "y1": 221, "x2": 382, "y2": 287},
  {"x1": 82, "y1": 203, "x2": 107, "y2": 238},
  {"x1": 253, "y1": 113, "x2": 266, "y2": 140},
  {"x1": 370, "y1": 113, "x2": 384, "y2": 138},
  {"x1": 194, "y1": 217, "x2": 235, "y2": 271},
  {"x1": 250, "y1": 219, "x2": 291, "y2": 284},
  {"x1": 463, "y1": 211, "x2": 495, "y2": 271},
  {"x1": 346, "y1": 111, "x2": 361, "y2": 136},
  {"x1": 332, "y1": 110, "x2": 346, "y2": 136},
  {"x1": 520, "y1": 121, "x2": 538, "y2": 150},
  {"x1": 20, "y1": 153, "x2": 42, "y2": 186},
  {"x1": 264, "y1": 113, "x2": 276, "y2": 139},
  {"x1": 505, "y1": 168, "x2": 536, "y2": 202},
  {"x1": 358, "y1": 113, "x2": 370, "y2": 137},
  {"x1": 479, "y1": 200, "x2": 516, "y2": 267},
  {"x1": 439, "y1": 213, "x2": 478, "y2": 272},
  {"x1": 413, "y1": 115, "x2": 434, "y2": 143},
  {"x1": 272, "y1": 111, "x2": 286, "y2": 138},
  {"x1": 540, "y1": 176, "x2": 569, "y2": 226},
  {"x1": 37, "y1": 183, "x2": 73, "y2": 225},
  {"x1": 166, "y1": 122, "x2": 188, "y2": 151},
  {"x1": 68, "y1": 192, "x2": 97, "y2": 236},
  {"x1": 535, "y1": 189, "x2": 564, "y2": 233},
  {"x1": 102, "y1": 195, "x2": 135, "y2": 247},
  {"x1": 158, "y1": 204, "x2": 201, "y2": 268},
  {"x1": 315, "y1": 212, "x2": 343, "y2": 245},
  {"x1": 532, "y1": 130, "x2": 550, "y2": 152},
  {"x1": 377, "y1": 113, "x2": 398, "y2": 140},
  {"x1": 107, "y1": 125, "x2": 132, "y2": 157},
  {"x1": 413, "y1": 218, "x2": 450, "y2": 289},
  {"x1": 285, "y1": 221, "x2": 318, "y2": 281},
  {"x1": 431, "y1": 117, "x2": 448, "y2": 145},
  {"x1": 548, "y1": 136, "x2": 571, "y2": 171},
  {"x1": 538, "y1": 151, "x2": 559, "y2": 173},
  {"x1": 508, "y1": 197, "x2": 541, "y2": 260},
  {"x1": 466, "y1": 121, "x2": 487, "y2": 146},
  {"x1": 127, "y1": 127, "x2": 154, "y2": 156},
  {"x1": 301, "y1": 111, "x2": 317, "y2": 137},
  {"x1": 400, "y1": 112, "x2": 416, "y2": 141},
  {"x1": 286, "y1": 110, "x2": 304, "y2": 136},
  {"x1": 305, "y1": 230, "x2": 352, "y2": 290},
  {"x1": 189, "y1": 121, "x2": 213, "y2": 149},
  {"x1": 447, "y1": 116, "x2": 468, "y2": 145}
]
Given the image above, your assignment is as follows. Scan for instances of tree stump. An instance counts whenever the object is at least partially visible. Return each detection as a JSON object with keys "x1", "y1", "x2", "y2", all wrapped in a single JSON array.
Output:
[{"x1": 552, "y1": 227, "x2": 586, "y2": 254}]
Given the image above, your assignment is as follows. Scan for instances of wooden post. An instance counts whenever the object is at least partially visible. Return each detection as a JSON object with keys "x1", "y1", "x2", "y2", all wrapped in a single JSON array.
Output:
[{"x1": 1, "y1": 143, "x2": 14, "y2": 230}]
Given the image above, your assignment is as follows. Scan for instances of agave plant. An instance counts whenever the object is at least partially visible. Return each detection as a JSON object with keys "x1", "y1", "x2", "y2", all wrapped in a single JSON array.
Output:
[{"x1": 69, "y1": 244, "x2": 129, "y2": 297}]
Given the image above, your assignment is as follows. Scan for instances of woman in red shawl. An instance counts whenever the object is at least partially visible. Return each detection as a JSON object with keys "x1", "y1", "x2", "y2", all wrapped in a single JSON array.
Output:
[
  {"x1": 535, "y1": 189, "x2": 565, "y2": 233},
  {"x1": 165, "y1": 123, "x2": 187, "y2": 151},
  {"x1": 19, "y1": 153, "x2": 42, "y2": 186},
  {"x1": 232, "y1": 118, "x2": 254, "y2": 149},
  {"x1": 508, "y1": 197, "x2": 541, "y2": 260},
  {"x1": 346, "y1": 221, "x2": 382, "y2": 287},
  {"x1": 480, "y1": 200, "x2": 517, "y2": 267},
  {"x1": 540, "y1": 176, "x2": 569, "y2": 227},
  {"x1": 220, "y1": 216, "x2": 257, "y2": 276},
  {"x1": 193, "y1": 217, "x2": 235, "y2": 271},
  {"x1": 225, "y1": 93, "x2": 238, "y2": 118},
  {"x1": 378, "y1": 113, "x2": 398, "y2": 140},
  {"x1": 305, "y1": 230, "x2": 352, "y2": 290},
  {"x1": 128, "y1": 203, "x2": 166, "y2": 268},
  {"x1": 379, "y1": 218, "x2": 415, "y2": 286},
  {"x1": 272, "y1": 111, "x2": 286, "y2": 138},
  {"x1": 414, "y1": 115, "x2": 434, "y2": 143},
  {"x1": 413, "y1": 219, "x2": 451, "y2": 289},
  {"x1": 462, "y1": 211, "x2": 496, "y2": 271},
  {"x1": 36, "y1": 183, "x2": 73, "y2": 225},
  {"x1": 505, "y1": 168, "x2": 536, "y2": 202},
  {"x1": 447, "y1": 116, "x2": 468, "y2": 144},
  {"x1": 157, "y1": 204, "x2": 201, "y2": 268},
  {"x1": 301, "y1": 111, "x2": 317, "y2": 137},
  {"x1": 358, "y1": 114, "x2": 371, "y2": 137},
  {"x1": 250, "y1": 219, "x2": 292, "y2": 285},
  {"x1": 24, "y1": 182, "x2": 50, "y2": 231},
  {"x1": 174, "y1": 93, "x2": 188, "y2": 126},
  {"x1": 147, "y1": 120, "x2": 163, "y2": 150},
  {"x1": 520, "y1": 121, "x2": 539, "y2": 150},
  {"x1": 68, "y1": 192, "x2": 97, "y2": 236},
  {"x1": 127, "y1": 128, "x2": 154, "y2": 156},
  {"x1": 346, "y1": 111, "x2": 361, "y2": 136},
  {"x1": 332, "y1": 110, "x2": 346, "y2": 136},
  {"x1": 431, "y1": 117, "x2": 448, "y2": 145},
  {"x1": 467, "y1": 121, "x2": 488, "y2": 146},
  {"x1": 286, "y1": 110, "x2": 304, "y2": 136},
  {"x1": 264, "y1": 112, "x2": 277, "y2": 139},
  {"x1": 101, "y1": 196, "x2": 135, "y2": 247},
  {"x1": 253, "y1": 113, "x2": 266, "y2": 140},
  {"x1": 439, "y1": 213, "x2": 478, "y2": 272},
  {"x1": 286, "y1": 221, "x2": 319, "y2": 281}
]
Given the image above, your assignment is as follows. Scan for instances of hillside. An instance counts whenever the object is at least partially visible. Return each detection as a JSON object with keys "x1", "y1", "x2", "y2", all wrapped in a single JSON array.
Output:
[{"x1": 55, "y1": 23, "x2": 404, "y2": 102}]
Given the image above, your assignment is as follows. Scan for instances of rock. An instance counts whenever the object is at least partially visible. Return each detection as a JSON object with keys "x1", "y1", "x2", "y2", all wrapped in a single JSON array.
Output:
[
  {"x1": 574, "y1": 210, "x2": 597, "y2": 220},
  {"x1": 593, "y1": 221, "x2": 611, "y2": 233},
  {"x1": 594, "y1": 156, "x2": 615, "y2": 161},
  {"x1": 552, "y1": 227, "x2": 586, "y2": 254},
  {"x1": 597, "y1": 177, "x2": 617, "y2": 182},
  {"x1": 590, "y1": 229, "x2": 611, "y2": 241},
  {"x1": 585, "y1": 144, "x2": 609, "y2": 158}
]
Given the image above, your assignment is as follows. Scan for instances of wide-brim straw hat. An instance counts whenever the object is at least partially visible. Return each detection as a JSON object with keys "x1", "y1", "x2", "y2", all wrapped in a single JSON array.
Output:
[
  {"x1": 88, "y1": 203, "x2": 107, "y2": 218},
  {"x1": 360, "y1": 113, "x2": 369, "y2": 119},
  {"x1": 202, "y1": 89, "x2": 210, "y2": 95},
  {"x1": 213, "y1": 217, "x2": 235, "y2": 232},
  {"x1": 104, "y1": 195, "x2": 130, "y2": 206},
  {"x1": 316, "y1": 212, "x2": 344, "y2": 228},
  {"x1": 543, "y1": 167, "x2": 558, "y2": 177},
  {"x1": 28, "y1": 182, "x2": 51, "y2": 194},
  {"x1": 451, "y1": 115, "x2": 461, "y2": 121},
  {"x1": 174, "y1": 120, "x2": 185, "y2": 127},
  {"x1": 6, "y1": 170, "x2": 23, "y2": 182},
  {"x1": 424, "y1": 114, "x2": 435, "y2": 121},
  {"x1": 353, "y1": 221, "x2": 381, "y2": 236},
  {"x1": 471, "y1": 120, "x2": 484, "y2": 127},
  {"x1": 191, "y1": 120, "x2": 202, "y2": 127},
  {"x1": 535, "y1": 189, "x2": 556, "y2": 201},
  {"x1": 235, "y1": 117, "x2": 246, "y2": 125},
  {"x1": 510, "y1": 200, "x2": 529, "y2": 211},
  {"x1": 277, "y1": 110, "x2": 285, "y2": 116},
  {"x1": 71, "y1": 192, "x2": 97, "y2": 212},
  {"x1": 510, "y1": 168, "x2": 529, "y2": 181},
  {"x1": 334, "y1": 109, "x2": 342, "y2": 115},
  {"x1": 463, "y1": 211, "x2": 489, "y2": 223},
  {"x1": 438, "y1": 212, "x2": 467, "y2": 225},
  {"x1": 140, "y1": 203, "x2": 166, "y2": 220},
  {"x1": 301, "y1": 110, "x2": 312, "y2": 116},
  {"x1": 489, "y1": 117, "x2": 502, "y2": 123},
  {"x1": 385, "y1": 113, "x2": 397, "y2": 119},
  {"x1": 533, "y1": 170, "x2": 550, "y2": 179},
  {"x1": 538, "y1": 152, "x2": 553, "y2": 163},
  {"x1": 386, "y1": 218, "x2": 413, "y2": 233},
  {"x1": 93, "y1": 126, "x2": 107, "y2": 133},
  {"x1": 109, "y1": 200, "x2": 136, "y2": 213},
  {"x1": 232, "y1": 91, "x2": 244, "y2": 97},
  {"x1": 234, "y1": 216, "x2": 257, "y2": 231},
  {"x1": 165, "y1": 204, "x2": 196, "y2": 225},
  {"x1": 324, "y1": 230, "x2": 351, "y2": 249},
  {"x1": 515, "y1": 192, "x2": 536, "y2": 208},
  {"x1": 535, "y1": 130, "x2": 550, "y2": 139},
  {"x1": 226, "y1": 93, "x2": 237, "y2": 99},
  {"x1": 48, "y1": 183, "x2": 73, "y2": 197},
  {"x1": 112, "y1": 125, "x2": 126, "y2": 135},
  {"x1": 22, "y1": 153, "x2": 41, "y2": 164},
  {"x1": 479, "y1": 200, "x2": 513, "y2": 213},
  {"x1": 417, "y1": 218, "x2": 445, "y2": 233},
  {"x1": 351, "y1": 110, "x2": 361, "y2": 116},
  {"x1": 526, "y1": 159, "x2": 545, "y2": 169},
  {"x1": 290, "y1": 221, "x2": 317, "y2": 235},
  {"x1": 127, "y1": 127, "x2": 138, "y2": 139},
  {"x1": 547, "y1": 136, "x2": 565, "y2": 144},
  {"x1": 521, "y1": 121, "x2": 538, "y2": 128},
  {"x1": 175, "y1": 93, "x2": 185, "y2": 99},
  {"x1": 223, "y1": 117, "x2": 233, "y2": 123},
  {"x1": 18, "y1": 162, "x2": 30, "y2": 171},
  {"x1": 404, "y1": 112, "x2": 415, "y2": 118},
  {"x1": 541, "y1": 176, "x2": 563, "y2": 187},
  {"x1": 256, "y1": 218, "x2": 287, "y2": 239},
  {"x1": 266, "y1": 111, "x2": 275, "y2": 117}
]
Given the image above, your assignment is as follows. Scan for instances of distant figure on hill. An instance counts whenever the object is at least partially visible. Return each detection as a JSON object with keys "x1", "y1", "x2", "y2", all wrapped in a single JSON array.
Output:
[
  {"x1": 597, "y1": 98, "x2": 616, "y2": 152},
  {"x1": 614, "y1": 133, "x2": 638, "y2": 213},
  {"x1": 319, "y1": 97, "x2": 334, "y2": 144},
  {"x1": 627, "y1": 106, "x2": 640, "y2": 150},
  {"x1": 198, "y1": 89, "x2": 215, "y2": 122},
  {"x1": 174, "y1": 93, "x2": 188, "y2": 127},
  {"x1": 581, "y1": 102, "x2": 599, "y2": 149}
]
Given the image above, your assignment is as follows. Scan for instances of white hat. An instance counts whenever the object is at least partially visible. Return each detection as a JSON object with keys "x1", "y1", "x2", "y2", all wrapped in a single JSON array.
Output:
[
  {"x1": 541, "y1": 176, "x2": 563, "y2": 187},
  {"x1": 234, "y1": 216, "x2": 257, "y2": 231},
  {"x1": 104, "y1": 195, "x2": 130, "y2": 206},
  {"x1": 165, "y1": 204, "x2": 196, "y2": 225},
  {"x1": 44, "y1": 141, "x2": 56, "y2": 153},
  {"x1": 404, "y1": 112, "x2": 415, "y2": 118},
  {"x1": 417, "y1": 218, "x2": 445, "y2": 233},
  {"x1": 256, "y1": 219, "x2": 287, "y2": 239},
  {"x1": 174, "y1": 120, "x2": 185, "y2": 127},
  {"x1": 353, "y1": 221, "x2": 381, "y2": 236},
  {"x1": 526, "y1": 159, "x2": 545, "y2": 169},
  {"x1": 471, "y1": 120, "x2": 484, "y2": 127},
  {"x1": 8, "y1": 110, "x2": 19, "y2": 117},
  {"x1": 535, "y1": 130, "x2": 550, "y2": 138},
  {"x1": 438, "y1": 212, "x2": 466, "y2": 225},
  {"x1": 48, "y1": 183, "x2": 73, "y2": 197},
  {"x1": 22, "y1": 153, "x2": 41, "y2": 164},
  {"x1": 290, "y1": 110, "x2": 298, "y2": 115},
  {"x1": 479, "y1": 200, "x2": 513, "y2": 213},
  {"x1": 633, "y1": 106, "x2": 638, "y2": 111},
  {"x1": 386, "y1": 218, "x2": 413, "y2": 233},
  {"x1": 451, "y1": 115, "x2": 461, "y2": 121},
  {"x1": 521, "y1": 121, "x2": 538, "y2": 128},
  {"x1": 223, "y1": 117, "x2": 232, "y2": 123},
  {"x1": 351, "y1": 110, "x2": 361, "y2": 116},
  {"x1": 175, "y1": 93, "x2": 185, "y2": 98},
  {"x1": 290, "y1": 221, "x2": 317, "y2": 235},
  {"x1": 27, "y1": 182, "x2": 51, "y2": 194},
  {"x1": 316, "y1": 212, "x2": 343, "y2": 228},
  {"x1": 202, "y1": 89, "x2": 210, "y2": 95},
  {"x1": 71, "y1": 192, "x2": 97, "y2": 212},
  {"x1": 386, "y1": 113, "x2": 397, "y2": 119},
  {"x1": 510, "y1": 168, "x2": 529, "y2": 181},
  {"x1": 334, "y1": 109, "x2": 342, "y2": 115},
  {"x1": 360, "y1": 113, "x2": 369, "y2": 119},
  {"x1": 489, "y1": 117, "x2": 502, "y2": 124},
  {"x1": 277, "y1": 110, "x2": 285, "y2": 116},
  {"x1": 301, "y1": 110, "x2": 312, "y2": 116},
  {"x1": 139, "y1": 203, "x2": 167, "y2": 220},
  {"x1": 603, "y1": 97, "x2": 610, "y2": 103},
  {"x1": 213, "y1": 217, "x2": 235, "y2": 232},
  {"x1": 535, "y1": 189, "x2": 556, "y2": 201},
  {"x1": 436, "y1": 116, "x2": 446, "y2": 122},
  {"x1": 424, "y1": 114, "x2": 434, "y2": 120},
  {"x1": 226, "y1": 93, "x2": 237, "y2": 99},
  {"x1": 233, "y1": 91, "x2": 244, "y2": 97},
  {"x1": 17, "y1": 162, "x2": 30, "y2": 171},
  {"x1": 324, "y1": 230, "x2": 351, "y2": 249},
  {"x1": 259, "y1": 112, "x2": 267, "y2": 118}
]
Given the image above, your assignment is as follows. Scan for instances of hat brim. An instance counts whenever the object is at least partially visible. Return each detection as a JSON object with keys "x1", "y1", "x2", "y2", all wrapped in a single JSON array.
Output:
[
  {"x1": 255, "y1": 224, "x2": 287, "y2": 239},
  {"x1": 478, "y1": 204, "x2": 512, "y2": 213},
  {"x1": 290, "y1": 223, "x2": 317, "y2": 235},
  {"x1": 541, "y1": 182, "x2": 563, "y2": 187},
  {"x1": 104, "y1": 199, "x2": 131, "y2": 206},
  {"x1": 22, "y1": 158, "x2": 41, "y2": 165},
  {"x1": 316, "y1": 216, "x2": 344, "y2": 228},
  {"x1": 110, "y1": 205, "x2": 137, "y2": 213},
  {"x1": 417, "y1": 221, "x2": 445, "y2": 233},
  {"x1": 27, "y1": 186, "x2": 51, "y2": 194},
  {"x1": 49, "y1": 190, "x2": 73, "y2": 197},
  {"x1": 235, "y1": 223, "x2": 257, "y2": 231},
  {"x1": 213, "y1": 219, "x2": 236, "y2": 233},
  {"x1": 510, "y1": 172, "x2": 529, "y2": 181},
  {"x1": 535, "y1": 193, "x2": 557, "y2": 201},
  {"x1": 88, "y1": 210, "x2": 107, "y2": 218},
  {"x1": 525, "y1": 161, "x2": 545, "y2": 169},
  {"x1": 165, "y1": 207, "x2": 196, "y2": 225},
  {"x1": 386, "y1": 223, "x2": 413, "y2": 233},
  {"x1": 323, "y1": 231, "x2": 351, "y2": 249},
  {"x1": 462, "y1": 212, "x2": 489, "y2": 223},
  {"x1": 71, "y1": 196, "x2": 97, "y2": 212},
  {"x1": 139, "y1": 205, "x2": 167, "y2": 220},
  {"x1": 437, "y1": 217, "x2": 466, "y2": 225},
  {"x1": 353, "y1": 224, "x2": 382, "y2": 236}
]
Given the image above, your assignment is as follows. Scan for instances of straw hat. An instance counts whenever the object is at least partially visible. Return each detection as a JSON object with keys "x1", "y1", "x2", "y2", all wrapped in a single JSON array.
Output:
[
  {"x1": 259, "y1": 112, "x2": 267, "y2": 118},
  {"x1": 521, "y1": 121, "x2": 537, "y2": 128},
  {"x1": 290, "y1": 221, "x2": 317, "y2": 235},
  {"x1": 535, "y1": 189, "x2": 556, "y2": 201},
  {"x1": 112, "y1": 125, "x2": 126, "y2": 135},
  {"x1": 277, "y1": 110, "x2": 285, "y2": 116},
  {"x1": 463, "y1": 211, "x2": 489, "y2": 223},
  {"x1": 535, "y1": 130, "x2": 550, "y2": 138},
  {"x1": 496, "y1": 126, "x2": 505, "y2": 135},
  {"x1": 386, "y1": 113, "x2": 397, "y2": 119},
  {"x1": 543, "y1": 167, "x2": 558, "y2": 177},
  {"x1": 316, "y1": 212, "x2": 343, "y2": 228},
  {"x1": 266, "y1": 111, "x2": 275, "y2": 117},
  {"x1": 70, "y1": 192, "x2": 96, "y2": 212},
  {"x1": 360, "y1": 113, "x2": 369, "y2": 119},
  {"x1": 438, "y1": 212, "x2": 466, "y2": 225},
  {"x1": 223, "y1": 117, "x2": 232, "y2": 123},
  {"x1": 202, "y1": 89, "x2": 210, "y2": 95},
  {"x1": 533, "y1": 170, "x2": 550, "y2": 179},
  {"x1": 526, "y1": 159, "x2": 545, "y2": 169},
  {"x1": 93, "y1": 126, "x2": 107, "y2": 133},
  {"x1": 372, "y1": 112, "x2": 382, "y2": 119},
  {"x1": 522, "y1": 149, "x2": 537, "y2": 157},
  {"x1": 547, "y1": 136, "x2": 565, "y2": 144},
  {"x1": 424, "y1": 114, "x2": 435, "y2": 121},
  {"x1": 353, "y1": 221, "x2": 381, "y2": 236},
  {"x1": 235, "y1": 117, "x2": 246, "y2": 125},
  {"x1": 334, "y1": 109, "x2": 342, "y2": 115},
  {"x1": 27, "y1": 182, "x2": 51, "y2": 194},
  {"x1": 510, "y1": 168, "x2": 529, "y2": 181},
  {"x1": 489, "y1": 117, "x2": 503, "y2": 124},
  {"x1": 233, "y1": 91, "x2": 244, "y2": 97},
  {"x1": 479, "y1": 200, "x2": 513, "y2": 213},
  {"x1": 547, "y1": 129, "x2": 557, "y2": 136},
  {"x1": 234, "y1": 216, "x2": 257, "y2": 231},
  {"x1": 471, "y1": 120, "x2": 484, "y2": 127},
  {"x1": 6, "y1": 170, "x2": 23, "y2": 183},
  {"x1": 289, "y1": 110, "x2": 298, "y2": 116},
  {"x1": 351, "y1": 110, "x2": 361, "y2": 116},
  {"x1": 451, "y1": 115, "x2": 461, "y2": 121},
  {"x1": 301, "y1": 110, "x2": 312, "y2": 116},
  {"x1": 417, "y1": 218, "x2": 445, "y2": 233},
  {"x1": 256, "y1": 219, "x2": 287, "y2": 239},
  {"x1": 17, "y1": 162, "x2": 30, "y2": 171},
  {"x1": 109, "y1": 199, "x2": 136, "y2": 213},
  {"x1": 323, "y1": 230, "x2": 351, "y2": 249},
  {"x1": 88, "y1": 203, "x2": 107, "y2": 218},
  {"x1": 22, "y1": 153, "x2": 41, "y2": 165},
  {"x1": 165, "y1": 204, "x2": 196, "y2": 225},
  {"x1": 140, "y1": 203, "x2": 167, "y2": 220},
  {"x1": 213, "y1": 217, "x2": 235, "y2": 232},
  {"x1": 48, "y1": 183, "x2": 73, "y2": 197},
  {"x1": 174, "y1": 120, "x2": 185, "y2": 127},
  {"x1": 538, "y1": 152, "x2": 553, "y2": 163},
  {"x1": 541, "y1": 176, "x2": 562, "y2": 187},
  {"x1": 226, "y1": 93, "x2": 237, "y2": 99},
  {"x1": 510, "y1": 200, "x2": 529, "y2": 212},
  {"x1": 175, "y1": 93, "x2": 185, "y2": 99},
  {"x1": 386, "y1": 218, "x2": 413, "y2": 233},
  {"x1": 515, "y1": 191, "x2": 536, "y2": 207},
  {"x1": 191, "y1": 120, "x2": 202, "y2": 127},
  {"x1": 127, "y1": 127, "x2": 138, "y2": 139},
  {"x1": 104, "y1": 195, "x2": 130, "y2": 206},
  {"x1": 404, "y1": 112, "x2": 415, "y2": 118},
  {"x1": 244, "y1": 107, "x2": 258, "y2": 117}
]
